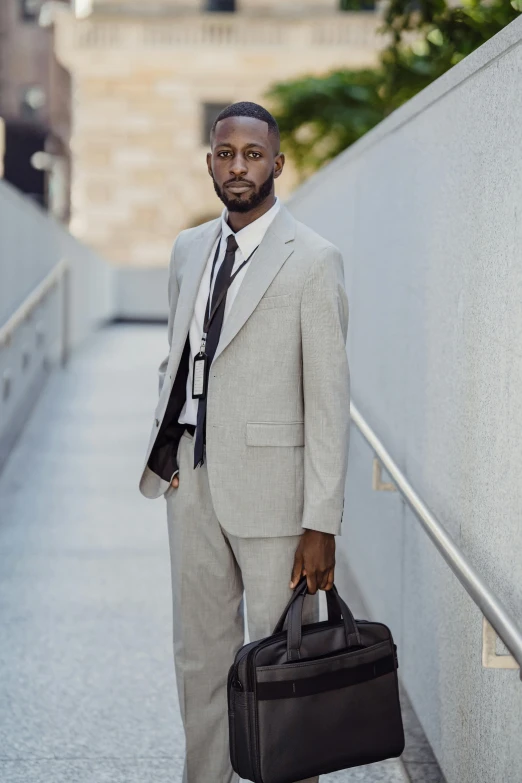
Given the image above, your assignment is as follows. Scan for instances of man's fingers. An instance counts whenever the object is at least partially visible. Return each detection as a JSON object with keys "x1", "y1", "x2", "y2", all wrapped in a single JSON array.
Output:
[
  {"x1": 306, "y1": 571, "x2": 318, "y2": 595},
  {"x1": 289, "y1": 551, "x2": 304, "y2": 589},
  {"x1": 171, "y1": 476, "x2": 179, "y2": 488},
  {"x1": 318, "y1": 570, "x2": 330, "y2": 591},
  {"x1": 325, "y1": 568, "x2": 335, "y2": 591}
]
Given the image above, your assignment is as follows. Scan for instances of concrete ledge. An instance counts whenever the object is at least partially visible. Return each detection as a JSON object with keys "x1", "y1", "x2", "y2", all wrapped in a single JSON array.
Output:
[{"x1": 290, "y1": 14, "x2": 522, "y2": 209}]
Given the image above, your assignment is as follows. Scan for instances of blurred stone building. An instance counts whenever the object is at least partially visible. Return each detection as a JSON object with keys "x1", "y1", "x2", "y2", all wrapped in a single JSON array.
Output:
[
  {"x1": 53, "y1": 0, "x2": 384, "y2": 268},
  {"x1": 0, "y1": 0, "x2": 71, "y2": 219}
]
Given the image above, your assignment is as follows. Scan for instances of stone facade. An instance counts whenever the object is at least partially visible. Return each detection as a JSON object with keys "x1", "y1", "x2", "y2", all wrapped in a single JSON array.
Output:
[{"x1": 53, "y1": 1, "x2": 385, "y2": 267}]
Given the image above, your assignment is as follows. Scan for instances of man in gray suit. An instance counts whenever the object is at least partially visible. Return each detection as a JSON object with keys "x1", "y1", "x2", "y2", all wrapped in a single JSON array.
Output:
[{"x1": 139, "y1": 102, "x2": 350, "y2": 783}]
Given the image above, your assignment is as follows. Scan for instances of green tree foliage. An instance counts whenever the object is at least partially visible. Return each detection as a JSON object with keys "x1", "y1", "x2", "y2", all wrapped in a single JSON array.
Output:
[
  {"x1": 340, "y1": 0, "x2": 377, "y2": 9},
  {"x1": 267, "y1": 69, "x2": 386, "y2": 177},
  {"x1": 267, "y1": 0, "x2": 521, "y2": 177},
  {"x1": 381, "y1": 0, "x2": 521, "y2": 108}
]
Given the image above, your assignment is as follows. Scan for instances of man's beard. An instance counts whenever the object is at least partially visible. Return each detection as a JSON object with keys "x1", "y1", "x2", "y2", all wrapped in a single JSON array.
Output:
[{"x1": 212, "y1": 170, "x2": 274, "y2": 213}]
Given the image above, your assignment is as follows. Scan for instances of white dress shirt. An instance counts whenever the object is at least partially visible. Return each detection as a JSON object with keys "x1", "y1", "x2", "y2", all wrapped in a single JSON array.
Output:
[{"x1": 178, "y1": 197, "x2": 281, "y2": 427}]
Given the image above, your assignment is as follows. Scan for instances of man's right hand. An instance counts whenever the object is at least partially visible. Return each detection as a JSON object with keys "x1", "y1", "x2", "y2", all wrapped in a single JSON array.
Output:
[{"x1": 171, "y1": 475, "x2": 179, "y2": 489}]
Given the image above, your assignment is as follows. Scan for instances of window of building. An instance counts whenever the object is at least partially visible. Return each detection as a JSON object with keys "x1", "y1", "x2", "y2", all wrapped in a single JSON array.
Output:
[
  {"x1": 74, "y1": 0, "x2": 93, "y2": 18},
  {"x1": 202, "y1": 102, "x2": 231, "y2": 145},
  {"x1": 20, "y1": 0, "x2": 41, "y2": 22},
  {"x1": 340, "y1": 0, "x2": 376, "y2": 10},
  {"x1": 206, "y1": 0, "x2": 236, "y2": 12},
  {"x1": 20, "y1": 86, "x2": 46, "y2": 120}
]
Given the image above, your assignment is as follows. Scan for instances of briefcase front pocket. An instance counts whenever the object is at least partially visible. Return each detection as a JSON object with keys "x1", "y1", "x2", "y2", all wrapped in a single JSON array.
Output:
[{"x1": 255, "y1": 642, "x2": 405, "y2": 783}]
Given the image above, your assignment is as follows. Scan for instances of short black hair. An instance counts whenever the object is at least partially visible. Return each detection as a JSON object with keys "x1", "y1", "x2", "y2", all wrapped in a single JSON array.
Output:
[{"x1": 210, "y1": 101, "x2": 280, "y2": 148}]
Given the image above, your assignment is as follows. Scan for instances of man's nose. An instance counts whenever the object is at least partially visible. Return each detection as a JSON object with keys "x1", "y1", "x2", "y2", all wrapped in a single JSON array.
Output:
[{"x1": 229, "y1": 154, "x2": 248, "y2": 177}]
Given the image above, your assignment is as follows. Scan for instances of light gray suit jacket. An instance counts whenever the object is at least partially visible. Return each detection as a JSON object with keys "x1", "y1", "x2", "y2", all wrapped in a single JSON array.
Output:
[{"x1": 139, "y1": 203, "x2": 350, "y2": 537}]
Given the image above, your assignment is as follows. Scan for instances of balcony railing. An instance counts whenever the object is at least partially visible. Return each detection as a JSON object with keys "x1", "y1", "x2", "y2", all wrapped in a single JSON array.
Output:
[{"x1": 65, "y1": 12, "x2": 383, "y2": 51}]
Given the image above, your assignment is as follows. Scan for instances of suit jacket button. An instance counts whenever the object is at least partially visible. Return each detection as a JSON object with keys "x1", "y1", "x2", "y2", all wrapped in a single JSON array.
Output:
[{"x1": 155, "y1": 418, "x2": 159, "y2": 427}]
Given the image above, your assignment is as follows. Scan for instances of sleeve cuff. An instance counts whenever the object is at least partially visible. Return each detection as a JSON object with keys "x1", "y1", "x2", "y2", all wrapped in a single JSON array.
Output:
[{"x1": 302, "y1": 524, "x2": 341, "y2": 536}]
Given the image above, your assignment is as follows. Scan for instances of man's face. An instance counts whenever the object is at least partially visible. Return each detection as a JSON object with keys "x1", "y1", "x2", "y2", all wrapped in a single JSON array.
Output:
[{"x1": 207, "y1": 116, "x2": 284, "y2": 213}]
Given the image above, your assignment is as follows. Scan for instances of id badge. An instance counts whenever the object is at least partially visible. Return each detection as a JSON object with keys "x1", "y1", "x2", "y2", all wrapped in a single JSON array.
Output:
[{"x1": 192, "y1": 352, "x2": 208, "y2": 399}]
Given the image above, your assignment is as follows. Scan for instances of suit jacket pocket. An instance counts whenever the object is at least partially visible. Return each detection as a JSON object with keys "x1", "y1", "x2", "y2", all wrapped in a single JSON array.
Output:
[
  {"x1": 246, "y1": 421, "x2": 304, "y2": 447},
  {"x1": 254, "y1": 294, "x2": 292, "y2": 311}
]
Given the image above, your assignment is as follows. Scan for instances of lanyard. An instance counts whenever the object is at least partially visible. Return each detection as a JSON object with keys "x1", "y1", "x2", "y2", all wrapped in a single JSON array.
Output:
[
  {"x1": 201, "y1": 237, "x2": 258, "y2": 341},
  {"x1": 193, "y1": 235, "x2": 258, "y2": 403}
]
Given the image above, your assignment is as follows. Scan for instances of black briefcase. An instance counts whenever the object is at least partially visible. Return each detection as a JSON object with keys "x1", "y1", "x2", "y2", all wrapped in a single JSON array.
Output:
[{"x1": 227, "y1": 578, "x2": 405, "y2": 783}]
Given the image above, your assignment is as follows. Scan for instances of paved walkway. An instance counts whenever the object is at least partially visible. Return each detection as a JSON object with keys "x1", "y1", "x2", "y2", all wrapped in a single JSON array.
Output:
[{"x1": 0, "y1": 324, "x2": 409, "y2": 783}]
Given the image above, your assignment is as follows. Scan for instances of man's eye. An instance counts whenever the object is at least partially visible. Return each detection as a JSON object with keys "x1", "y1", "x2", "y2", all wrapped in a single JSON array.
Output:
[
  {"x1": 249, "y1": 152, "x2": 261, "y2": 159},
  {"x1": 218, "y1": 151, "x2": 231, "y2": 158}
]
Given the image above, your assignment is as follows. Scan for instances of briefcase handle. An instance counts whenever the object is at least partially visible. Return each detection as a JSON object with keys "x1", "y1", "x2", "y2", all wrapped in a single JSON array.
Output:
[{"x1": 273, "y1": 578, "x2": 362, "y2": 661}]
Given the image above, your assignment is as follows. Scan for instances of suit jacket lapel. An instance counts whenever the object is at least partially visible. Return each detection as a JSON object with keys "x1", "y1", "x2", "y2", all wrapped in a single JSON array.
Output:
[
  {"x1": 213, "y1": 203, "x2": 296, "y2": 365},
  {"x1": 168, "y1": 219, "x2": 221, "y2": 373}
]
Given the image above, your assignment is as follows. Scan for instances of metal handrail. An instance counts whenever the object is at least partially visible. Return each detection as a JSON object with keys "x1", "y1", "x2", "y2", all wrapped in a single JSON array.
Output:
[
  {"x1": 350, "y1": 401, "x2": 522, "y2": 679},
  {"x1": 0, "y1": 259, "x2": 68, "y2": 349}
]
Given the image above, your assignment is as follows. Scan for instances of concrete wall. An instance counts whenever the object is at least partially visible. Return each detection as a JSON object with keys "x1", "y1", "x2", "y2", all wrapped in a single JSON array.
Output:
[
  {"x1": 115, "y1": 266, "x2": 169, "y2": 321},
  {"x1": 289, "y1": 16, "x2": 522, "y2": 783},
  {"x1": 0, "y1": 180, "x2": 115, "y2": 472}
]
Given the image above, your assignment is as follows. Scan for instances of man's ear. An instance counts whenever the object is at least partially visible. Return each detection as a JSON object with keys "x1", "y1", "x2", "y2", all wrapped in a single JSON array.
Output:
[
  {"x1": 274, "y1": 152, "x2": 285, "y2": 180},
  {"x1": 207, "y1": 151, "x2": 213, "y2": 177}
]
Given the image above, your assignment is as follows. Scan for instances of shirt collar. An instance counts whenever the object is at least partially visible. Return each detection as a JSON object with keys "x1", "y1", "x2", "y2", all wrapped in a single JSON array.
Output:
[{"x1": 220, "y1": 197, "x2": 281, "y2": 259}]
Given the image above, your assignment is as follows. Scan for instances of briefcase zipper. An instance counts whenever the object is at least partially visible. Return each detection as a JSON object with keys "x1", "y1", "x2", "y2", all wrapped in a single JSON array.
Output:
[
  {"x1": 239, "y1": 622, "x2": 398, "y2": 691},
  {"x1": 246, "y1": 624, "x2": 363, "y2": 691},
  {"x1": 231, "y1": 639, "x2": 260, "y2": 691},
  {"x1": 247, "y1": 633, "x2": 287, "y2": 692},
  {"x1": 228, "y1": 662, "x2": 244, "y2": 692}
]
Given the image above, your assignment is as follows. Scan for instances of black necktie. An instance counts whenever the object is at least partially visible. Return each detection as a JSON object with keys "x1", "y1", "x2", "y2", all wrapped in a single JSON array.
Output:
[{"x1": 194, "y1": 234, "x2": 239, "y2": 468}]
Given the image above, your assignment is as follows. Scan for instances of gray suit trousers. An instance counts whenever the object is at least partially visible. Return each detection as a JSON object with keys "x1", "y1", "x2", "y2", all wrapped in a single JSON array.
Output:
[{"x1": 166, "y1": 429, "x2": 319, "y2": 783}]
